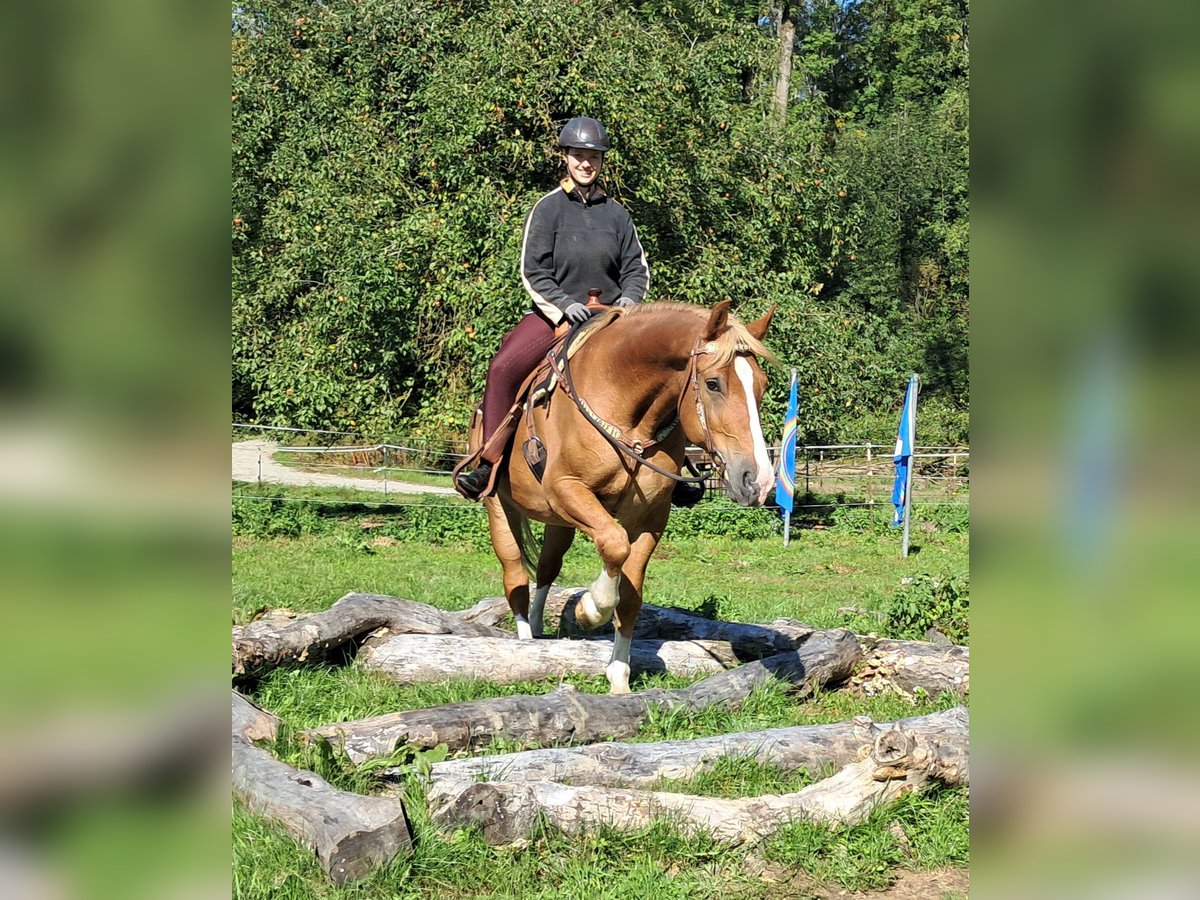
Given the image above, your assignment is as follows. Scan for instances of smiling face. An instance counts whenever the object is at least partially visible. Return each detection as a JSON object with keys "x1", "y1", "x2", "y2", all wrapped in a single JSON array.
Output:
[{"x1": 565, "y1": 147, "x2": 604, "y2": 190}]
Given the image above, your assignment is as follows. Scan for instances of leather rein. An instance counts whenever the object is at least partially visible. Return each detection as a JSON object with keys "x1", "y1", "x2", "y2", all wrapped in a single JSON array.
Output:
[{"x1": 549, "y1": 332, "x2": 727, "y2": 487}]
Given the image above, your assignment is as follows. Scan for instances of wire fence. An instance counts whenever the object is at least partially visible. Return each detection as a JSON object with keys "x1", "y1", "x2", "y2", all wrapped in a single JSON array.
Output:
[{"x1": 232, "y1": 423, "x2": 968, "y2": 513}]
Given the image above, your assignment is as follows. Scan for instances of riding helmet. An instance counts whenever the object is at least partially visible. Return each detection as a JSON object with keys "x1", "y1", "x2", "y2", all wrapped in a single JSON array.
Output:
[{"x1": 558, "y1": 117, "x2": 611, "y2": 152}]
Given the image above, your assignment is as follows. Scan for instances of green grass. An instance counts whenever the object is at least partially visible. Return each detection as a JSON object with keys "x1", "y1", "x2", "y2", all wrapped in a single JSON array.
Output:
[{"x1": 232, "y1": 483, "x2": 968, "y2": 898}]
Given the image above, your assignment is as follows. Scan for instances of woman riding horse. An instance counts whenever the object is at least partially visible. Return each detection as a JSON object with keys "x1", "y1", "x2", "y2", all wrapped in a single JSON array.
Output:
[
  {"x1": 486, "y1": 300, "x2": 776, "y2": 693},
  {"x1": 454, "y1": 116, "x2": 650, "y2": 500}
]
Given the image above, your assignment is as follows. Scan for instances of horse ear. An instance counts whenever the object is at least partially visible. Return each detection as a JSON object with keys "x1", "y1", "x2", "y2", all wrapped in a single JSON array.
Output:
[
  {"x1": 703, "y1": 300, "x2": 732, "y2": 341},
  {"x1": 745, "y1": 304, "x2": 776, "y2": 342}
]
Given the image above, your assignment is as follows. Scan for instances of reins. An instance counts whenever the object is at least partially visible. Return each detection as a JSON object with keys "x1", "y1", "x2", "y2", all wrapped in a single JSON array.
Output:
[{"x1": 549, "y1": 330, "x2": 725, "y2": 487}]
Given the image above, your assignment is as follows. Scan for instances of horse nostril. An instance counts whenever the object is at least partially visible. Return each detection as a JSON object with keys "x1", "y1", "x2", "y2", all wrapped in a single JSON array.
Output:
[{"x1": 740, "y1": 470, "x2": 756, "y2": 493}]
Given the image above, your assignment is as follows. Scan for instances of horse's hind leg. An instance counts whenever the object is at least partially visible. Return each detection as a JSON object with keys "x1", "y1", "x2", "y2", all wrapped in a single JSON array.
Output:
[
  {"x1": 484, "y1": 498, "x2": 533, "y2": 639},
  {"x1": 608, "y1": 513, "x2": 668, "y2": 694},
  {"x1": 532, "y1": 525, "x2": 575, "y2": 637}
]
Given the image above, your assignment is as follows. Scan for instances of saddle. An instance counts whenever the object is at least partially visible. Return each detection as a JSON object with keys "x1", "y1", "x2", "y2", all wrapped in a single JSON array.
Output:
[{"x1": 451, "y1": 308, "x2": 623, "y2": 500}]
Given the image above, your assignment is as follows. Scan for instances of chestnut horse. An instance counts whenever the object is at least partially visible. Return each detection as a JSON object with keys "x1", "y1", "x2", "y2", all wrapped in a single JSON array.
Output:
[{"x1": 482, "y1": 300, "x2": 776, "y2": 693}]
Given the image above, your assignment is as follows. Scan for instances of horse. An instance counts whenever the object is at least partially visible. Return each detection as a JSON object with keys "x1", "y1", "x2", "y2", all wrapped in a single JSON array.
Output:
[{"x1": 482, "y1": 299, "x2": 777, "y2": 693}]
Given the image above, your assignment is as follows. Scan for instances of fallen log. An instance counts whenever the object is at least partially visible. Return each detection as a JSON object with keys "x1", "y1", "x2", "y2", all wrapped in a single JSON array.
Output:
[
  {"x1": 305, "y1": 629, "x2": 862, "y2": 763},
  {"x1": 233, "y1": 592, "x2": 509, "y2": 677},
  {"x1": 429, "y1": 724, "x2": 967, "y2": 848},
  {"x1": 232, "y1": 690, "x2": 282, "y2": 742},
  {"x1": 456, "y1": 588, "x2": 816, "y2": 657},
  {"x1": 359, "y1": 634, "x2": 740, "y2": 684},
  {"x1": 232, "y1": 735, "x2": 413, "y2": 884},
  {"x1": 852, "y1": 637, "x2": 969, "y2": 699},
  {"x1": 420, "y1": 707, "x2": 968, "y2": 790}
]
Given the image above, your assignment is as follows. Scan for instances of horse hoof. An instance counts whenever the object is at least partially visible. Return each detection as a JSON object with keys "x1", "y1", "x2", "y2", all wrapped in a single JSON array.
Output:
[
  {"x1": 515, "y1": 619, "x2": 533, "y2": 640},
  {"x1": 606, "y1": 661, "x2": 631, "y2": 694},
  {"x1": 574, "y1": 591, "x2": 612, "y2": 630}
]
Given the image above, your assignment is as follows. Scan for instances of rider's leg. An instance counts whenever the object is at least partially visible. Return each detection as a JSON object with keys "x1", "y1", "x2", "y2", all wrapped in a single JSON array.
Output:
[{"x1": 457, "y1": 312, "x2": 557, "y2": 498}]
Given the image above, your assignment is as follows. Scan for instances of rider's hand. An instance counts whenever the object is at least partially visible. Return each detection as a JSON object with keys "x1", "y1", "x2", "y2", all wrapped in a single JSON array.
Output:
[
  {"x1": 613, "y1": 296, "x2": 636, "y2": 308},
  {"x1": 563, "y1": 302, "x2": 594, "y2": 324}
]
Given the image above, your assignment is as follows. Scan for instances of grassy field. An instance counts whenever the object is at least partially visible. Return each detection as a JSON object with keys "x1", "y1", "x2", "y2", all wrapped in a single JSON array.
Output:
[{"x1": 232, "y1": 484, "x2": 968, "y2": 899}]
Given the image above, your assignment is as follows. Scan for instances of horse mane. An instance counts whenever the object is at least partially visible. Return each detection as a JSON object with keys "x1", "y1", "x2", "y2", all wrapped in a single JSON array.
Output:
[{"x1": 623, "y1": 302, "x2": 779, "y2": 367}]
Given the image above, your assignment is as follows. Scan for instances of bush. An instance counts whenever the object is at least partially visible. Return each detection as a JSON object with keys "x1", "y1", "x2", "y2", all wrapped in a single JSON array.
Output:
[
  {"x1": 387, "y1": 497, "x2": 492, "y2": 549},
  {"x1": 915, "y1": 502, "x2": 969, "y2": 534},
  {"x1": 885, "y1": 572, "x2": 968, "y2": 643},
  {"x1": 663, "y1": 496, "x2": 780, "y2": 541},
  {"x1": 232, "y1": 496, "x2": 325, "y2": 538},
  {"x1": 829, "y1": 504, "x2": 891, "y2": 534}
]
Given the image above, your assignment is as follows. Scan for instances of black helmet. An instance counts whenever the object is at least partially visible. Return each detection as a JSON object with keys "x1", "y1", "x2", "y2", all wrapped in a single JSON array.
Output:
[{"x1": 558, "y1": 117, "x2": 610, "y2": 152}]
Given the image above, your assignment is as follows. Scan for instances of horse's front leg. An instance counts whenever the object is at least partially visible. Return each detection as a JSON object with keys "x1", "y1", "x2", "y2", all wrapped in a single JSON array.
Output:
[
  {"x1": 607, "y1": 512, "x2": 669, "y2": 694},
  {"x1": 546, "y1": 479, "x2": 631, "y2": 634}
]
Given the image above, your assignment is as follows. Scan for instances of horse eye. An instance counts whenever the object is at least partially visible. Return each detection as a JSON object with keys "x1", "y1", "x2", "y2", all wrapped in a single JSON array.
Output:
[{"x1": 704, "y1": 378, "x2": 721, "y2": 393}]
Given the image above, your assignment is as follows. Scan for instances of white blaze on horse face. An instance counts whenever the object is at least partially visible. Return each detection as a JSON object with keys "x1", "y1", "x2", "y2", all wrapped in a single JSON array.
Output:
[{"x1": 733, "y1": 356, "x2": 775, "y2": 503}]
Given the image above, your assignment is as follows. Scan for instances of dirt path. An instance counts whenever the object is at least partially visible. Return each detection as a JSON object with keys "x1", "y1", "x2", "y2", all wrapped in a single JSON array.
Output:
[{"x1": 231, "y1": 440, "x2": 458, "y2": 496}]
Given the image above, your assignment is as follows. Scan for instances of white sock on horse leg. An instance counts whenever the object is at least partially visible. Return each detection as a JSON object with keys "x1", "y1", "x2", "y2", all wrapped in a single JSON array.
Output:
[
  {"x1": 530, "y1": 583, "x2": 549, "y2": 637},
  {"x1": 590, "y1": 568, "x2": 620, "y2": 618},
  {"x1": 514, "y1": 613, "x2": 533, "y2": 641},
  {"x1": 606, "y1": 629, "x2": 632, "y2": 694}
]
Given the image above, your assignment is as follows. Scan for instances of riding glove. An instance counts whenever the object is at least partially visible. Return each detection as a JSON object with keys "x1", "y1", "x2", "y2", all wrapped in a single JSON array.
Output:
[
  {"x1": 613, "y1": 296, "x2": 637, "y2": 308},
  {"x1": 563, "y1": 302, "x2": 595, "y2": 324}
]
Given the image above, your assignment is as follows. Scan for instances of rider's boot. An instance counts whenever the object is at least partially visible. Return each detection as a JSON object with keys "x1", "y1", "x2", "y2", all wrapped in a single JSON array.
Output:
[{"x1": 455, "y1": 459, "x2": 494, "y2": 501}]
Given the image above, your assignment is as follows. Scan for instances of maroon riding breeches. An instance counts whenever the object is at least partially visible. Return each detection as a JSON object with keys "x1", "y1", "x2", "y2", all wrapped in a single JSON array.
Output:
[{"x1": 480, "y1": 311, "x2": 558, "y2": 461}]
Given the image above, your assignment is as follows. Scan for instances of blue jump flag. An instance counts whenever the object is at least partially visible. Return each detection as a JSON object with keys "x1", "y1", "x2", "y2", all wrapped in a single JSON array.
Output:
[
  {"x1": 892, "y1": 375, "x2": 918, "y2": 527},
  {"x1": 775, "y1": 368, "x2": 799, "y2": 515}
]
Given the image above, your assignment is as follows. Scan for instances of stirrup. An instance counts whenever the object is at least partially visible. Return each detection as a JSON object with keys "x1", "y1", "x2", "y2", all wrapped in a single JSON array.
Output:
[{"x1": 455, "y1": 461, "x2": 493, "y2": 500}]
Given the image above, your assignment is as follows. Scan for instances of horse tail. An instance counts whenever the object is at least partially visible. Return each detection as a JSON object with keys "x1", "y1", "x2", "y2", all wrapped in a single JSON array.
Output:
[{"x1": 500, "y1": 502, "x2": 539, "y2": 576}]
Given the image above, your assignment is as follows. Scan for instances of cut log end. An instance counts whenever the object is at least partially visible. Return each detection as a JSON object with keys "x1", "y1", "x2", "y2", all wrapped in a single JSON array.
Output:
[
  {"x1": 434, "y1": 781, "x2": 538, "y2": 848},
  {"x1": 323, "y1": 812, "x2": 414, "y2": 884}
]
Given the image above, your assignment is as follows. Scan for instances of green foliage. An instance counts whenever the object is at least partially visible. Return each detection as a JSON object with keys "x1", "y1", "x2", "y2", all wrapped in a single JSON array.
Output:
[
  {"x1": 231, "y1": 494, "x2": 324, "y2": 538},
  {"x1": 885, "y1": 571, "x2": 969, "y2": 643},
  {"x1": 916, "y1": 501, "x2": 970, "y2": 534},
  {"x1": 385, "y1": 495, "x2": 492, "y2": 549},
  {"x1": 662, "y1": 495, "x2": 780, "y2": 540},
  {"x1": 232, "y1": 0, "x2": 968, "y2": 443},
  {"x1": 829, "y1": 503, "x2": 891, "y2": 534}
]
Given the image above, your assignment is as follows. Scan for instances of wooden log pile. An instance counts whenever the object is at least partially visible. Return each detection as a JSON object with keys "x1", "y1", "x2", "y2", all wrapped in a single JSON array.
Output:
[
  {"x1": 233, "y1": 591, "x2": 509, "y2": 679},
  {"x1": 427, "y1": 715, "x2": 969, "y2": 847},
  {"x1": 358, "y1": 633, "x2": 742, "y2": 684},
  {"x1": 231, "y1": 691, "x2": 414, "y2": 884},
  {"x1": 307, "y1": 627, "x2": 863, "y2": 763},
  {"x1": 231, "y1": 587, "x2": 970, "y2": 879},
  {"x1": 850, "y1": 637, "x2": 970, "y2": 699},
  {"x1": 417, "y1": 707, "x2": 968, "y2": 791}
]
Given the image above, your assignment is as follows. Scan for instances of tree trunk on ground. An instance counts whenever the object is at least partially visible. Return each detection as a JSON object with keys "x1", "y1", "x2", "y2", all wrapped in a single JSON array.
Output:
[
  {"x1": 232, "y1": 690, "x2": 282, "y2": 742},
  {"x1": 232, "y1": 736, "x2": 413, "y2": 884},
  {"x1": 429, "y1": 725, "x2": 967, "y2": 848},
  {"x1": 420, "y1": 707, "x2": 968, "y2": 791},
  {"x1": 852, "y1": 638, "x2": 970, "y2": 699},
  {"x1": 233, "y1": 592, "x2": 509, "y2": 677},
  {"x1": 359, "y1": 633, "x2": 740, "y2": 684},
  {"x1": 304, "y1": 629, "x2": 862, "y2": 763},
  {"x1": 457, "y1": 588, "x2": 816, "y2": 657}
]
